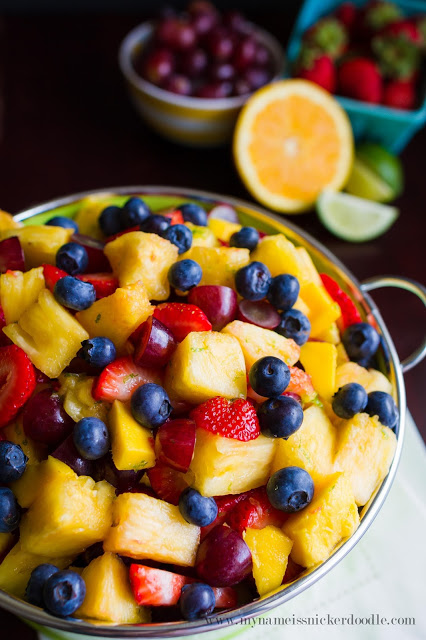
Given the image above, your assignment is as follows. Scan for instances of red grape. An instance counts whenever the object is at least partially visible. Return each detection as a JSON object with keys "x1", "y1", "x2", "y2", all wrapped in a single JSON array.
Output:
[
  {"x1": 163, "y1": 74, "x2": 192, "y2": 96},
  {"x1": 71, "y1": 234, "x2": 110, "y2": 272},
  {"x1": 195, "y1": 81, "x2": 233, "y2": 99},
  {"x1": 223, "y1": 10, "x2": 252, "y2": 34},
  {"x1": 209, "y1": 62, "x2": 235, "y2": 82},
  {"x1": 180, "y1": 48, "x2": 208, "y2": 77},
  {"x1": 188, "y1": 285, "x2": 237, "y2": 331},
  {"x1": 206, "y1": 27, "x2": 235, "y2": 61},
  {"x1": 242, "y1": 65, "x2": 273, "y2": 90},
  {"x1": 142, "y1": 47, "x2": 175, "y2": 86},
  {"x1": 0, "y1": 237, "x2": 25, "y2": 273},
  {"x1": 208, "y1": 204, "x2": 239, "y2": 223},
  {"x1": 254, "y1": 43, "x2": 272, "y2": 67},
  {"x1": 133, "y1": 316, "x2": 177, "y2": 368},
  {"x1": 157, "y1": 18, "x2": 197, "y2": 52},
  {"x1": 234, "y1": 77, "x2": 251, "y2": 96},
  {"x1": 23, "y1": 389, "x2": 75, "y2": 446},
  {"x1": 95, "y1": 453, "x2": 144, "y2": 493},
  {"x1": 155, "y1": 419, "x2": 196, "y2": 472},
  {"x1": 188, "y1": 1, "x2": 219, "y2": 36},
  {"x1": 233, "y1": 36, "x2": 257, "y2": 71},
  {"x1": 237, "y1": 299, "x2": 281, "y2": 329},
  {"x1": 52, "y1": 434, "x2": 95, "y2": 476},
  {"x1": 195, "y1": 525, "x2": 252, "y2": 586}
]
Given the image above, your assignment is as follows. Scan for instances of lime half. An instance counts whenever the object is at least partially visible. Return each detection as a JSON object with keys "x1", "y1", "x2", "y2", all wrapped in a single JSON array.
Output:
[
  {"x1": 317, "y1": 190, "x2": 399, "y2": 242},
  {"x1": 345, "y1": 158, "x2": 394, "y2": 202}
]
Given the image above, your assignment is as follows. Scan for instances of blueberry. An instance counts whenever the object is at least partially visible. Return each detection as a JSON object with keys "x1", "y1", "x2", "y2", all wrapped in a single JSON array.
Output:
[
  {"x1": 258, "y1": 395, "x2": 304, "y2": 439},
  {"x1": 267, "y1": 274, "x2": 300, "y2": 311},
  {"x1": 342, "y1": 322, "x2": 380, "y2": 363},
  {"x1": 179, "y1": 488, "x2": 218, "y2": 527},
  {"x1": 275, "y1": 309, "x2": 310, "y2": 346},
  {"x1": 267, "y1": 467, "x2": 314, "y2": 512},
  {"x1": 235, "y1": 261, "x2": 271, "y2": 301},
  {"x1": 46, "y1": 216, "x2": 79, "y2": 233},
  {"x1": 122, "y1": 197, "x2": 151, "y2": 229},
  {"x1": 229, "y1": 227, "x2": 259, "y2": 251},
  {"x1": 0, "y1": 441, "x2": 28, "y2": 483},
  {"x1": 56, "y1": 242, "x2": 88, "y2": 275},
  {"x1": 26, "y1": 564, "x2": 59, "y2": 607},
  {"x1": 366, "y1": 391, "x2": 398, "y2": 429},
  {"x1": 99, "y1": 205, "x2": 123, "y2": 236},
  {"x1": 43, "y1": 570, "x2": 86, "y2": 617},
  {"x1": 78, "y1": 337, "x2": 116, "y2": 368},
  {"x1": 332, "y1": 383, "x2": 368, "y2": 419},
  {"x1": 162, "y1": 224, "x2": 193, "y2": 254},
  {"x1": 54, "y1": 276, "x2": 96, "y2": 311},
  {"x1": 178, "y1": 203, "x2": 208, "y2": 227},
  {"x1": 249, "y1": 356, "x2": 290, "y2": 398},
  {"x1": 180, "y1": 583, "x2": 215, "y2": 621},
  {"x1": 168, "y1": 259, "x2": 202, "y2": 292},
  {"x1": 140, "y1": 214, "x2": 171, "y2": 235},
  {"x1": 131, "y1": 383, "x2": 172, "y2": 429},
  {"x1": 0, "y1": 487, "x2": 20, "y2": 533},
  {"x1": 73, "y1": 417, "x2": 110, "y2": 460}
]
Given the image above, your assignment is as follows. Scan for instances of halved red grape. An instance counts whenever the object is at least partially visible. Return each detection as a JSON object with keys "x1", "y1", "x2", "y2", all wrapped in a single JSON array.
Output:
[
  {"x1": 237, "y1": 300, "x2": 281, "y2": 329},
  {"x1": 52, "y1": 434, "x2": 95, "y2": 477},
  {"x1": 0, "y1": 237, "x2": 25, "y2": 273},
  {"x1": 180, "y1": 48, "x2": 208, "y2": 77},
  {"x1": 283, "y1": 391, "x2": 302, "y2": 404},
  {"x1": 195, "y1": 524, "x2": 252, "y2": 586},
  {"x1": 133, "y1": 316, "x2": 177, "y2": 368},
  {"x1": 188, "y1": 285, "x2": 237, "y2": 331},
  {"x1": 71, "y1": 234, "x2": 110, "y2": 272},
  {"x1": 155, "y1": 419, "x2": 196, "y2": 473},
  {"x1": 22, "y1": 389, "x2": 75, "y2": 446}
]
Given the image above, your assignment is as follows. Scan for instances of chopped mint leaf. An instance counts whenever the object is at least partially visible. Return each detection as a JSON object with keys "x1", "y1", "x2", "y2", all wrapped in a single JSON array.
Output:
[{"x1": 95, "y1": 313, "x2": 102, "y2": 323}]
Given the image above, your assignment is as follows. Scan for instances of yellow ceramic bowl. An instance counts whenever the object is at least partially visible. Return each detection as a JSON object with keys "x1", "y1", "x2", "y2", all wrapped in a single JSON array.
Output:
[{"x1": 118, "y1": 22, "x2": 285, "y2": 147}]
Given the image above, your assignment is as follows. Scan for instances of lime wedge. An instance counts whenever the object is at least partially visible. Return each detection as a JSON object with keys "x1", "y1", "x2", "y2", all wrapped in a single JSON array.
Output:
[
  {"x1": 345, "y1": 158, "x2": 394, "y2": 203},
  {"x1": 317, "y1": 190, "x2": 399, "y2": 242},
  {"x1": 357, "y1": 142, "x2": 404, "y2": 198}
]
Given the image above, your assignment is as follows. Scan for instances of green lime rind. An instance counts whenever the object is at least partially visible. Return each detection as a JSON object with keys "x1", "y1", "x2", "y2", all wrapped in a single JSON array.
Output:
[
  {"x1": 345, "y1": 158, "x2": 394, "y2": 203},
  {"x1": 317, "y1": 190, "x2": 399, "y2": 243},
  {"x1": 356, "y1": 142, "x2": 404, "y2": 199}
]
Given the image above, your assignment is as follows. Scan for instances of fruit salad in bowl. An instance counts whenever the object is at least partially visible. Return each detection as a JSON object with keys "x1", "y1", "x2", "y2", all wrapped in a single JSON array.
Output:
[{"x1": 0, "y1": 187, "x2": 408, "y2": 636}]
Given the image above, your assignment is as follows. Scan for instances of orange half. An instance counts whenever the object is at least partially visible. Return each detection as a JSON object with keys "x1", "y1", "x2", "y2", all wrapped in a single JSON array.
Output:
[{"x1": 233, "y1": 80, "x2": 354, "y2": 213}]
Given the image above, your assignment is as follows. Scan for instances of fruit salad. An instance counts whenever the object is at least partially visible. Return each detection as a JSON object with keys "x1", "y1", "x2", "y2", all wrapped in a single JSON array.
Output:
[{"x1": 0, "y1": 195, "x2": 398, "y2": 625}]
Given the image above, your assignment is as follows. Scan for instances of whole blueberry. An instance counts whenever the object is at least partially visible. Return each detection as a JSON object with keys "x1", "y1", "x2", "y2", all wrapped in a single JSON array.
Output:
[
  {"x1": 140, "y1": 214, "x2": 171, "y2": 235},
  {"x1": 267, "y1": 274, "x2": 300, "y2": 311},
  {"x1": 78, "y1": 337, "x2": 116, "y2": 368},
  {"x1": 73, "y1": 417, "x2": 110, "y2": 460},
  {"x1": 258, "y1": 395, "x2": 304, "y2": 439},
  {"x1": 342, "y1": 322, "x2": 380, "y2": 363},
  {"x1": 0, "y1": 487, "x2": 20, "y2": 533},
  {"x1": 26, "y1": 564, "x2": 60, "y2": 607},
  {"x1": 54, "y1": 276, "x2": 96, "y2": 311},
  {"x1": 162, "y1": 224, "x2": 193, "y2": 254},
  {"x1": 180, "y1": 583, "x2": 215, "y2": 621},
  {"x1": 235, "y1": 261, "x2": 271, "y2": 301},
  {"x1": 179, "y1": 488, "x2": 218, "y2": 527},
  {"x1": 56, "y1": 242, "x2": 88, "y2": 275},
  {"x1": 46, "y1": 216, "x2": 79, "y2": 233},
  {"x1": 121, "y1": 197, "x2": 151, "y2": 228},
  {"x1": 229, "y1": 227, "x2": 259, "y2": 251},
  {"x1": 267, "y1": 466, "x2": 314, "y2": 512},
  {"x1": 332, "y1": 383, "x2": 368, "y2": 419},
  {"x1": 99, "y1": 205, "x2": 123, "y2": 236},
  {"x1": 249, "y1": 356, "x2": 290, "y2": 398},
  {"x1": 366, "y1": 391, "x2": 398, "y2": 429},
  {"x1": 275, "y1": 309, "x2": 310, "y2": 346},
  {"x1": 43, "y1": 570, "x2": 86, "y2": 617},
  {"x1": 168, "y1": 259, "x2": 202, "y2": 291},
  {"x1": 131, "y1": 383, "x2": 172, "y2": 429},
  {"x1": 179, "y1": 203, "x2": 208, "y2": 227},
  {"x1": 0, "y1": 441, "x2": 28, "y2": 483}
]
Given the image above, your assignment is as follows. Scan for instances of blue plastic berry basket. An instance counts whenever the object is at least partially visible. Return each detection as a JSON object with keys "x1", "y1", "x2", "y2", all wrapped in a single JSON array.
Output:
[{"x1": 286, "y1": 0, "x2": 426, "y2": 153}]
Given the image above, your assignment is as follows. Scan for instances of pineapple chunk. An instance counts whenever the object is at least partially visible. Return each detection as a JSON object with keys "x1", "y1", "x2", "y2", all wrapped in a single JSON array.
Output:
[
  {"x1": 333, "y1": 413, "x2": 397, "y2": 506},
  {"x1": 75, "y1": 552, "x2": 150, "y2": 623},
  {"x1": 0, "y1": 209, "x2": 22, "y2": 231},
  {"x1": 0, "y1": 267, "x2": 45, "y2": 324},
  {"x1": 222, "y1": 320, "x2": 300, "y2": 369},
  {"x1": 251, "y1": 235, "x2": 307, "y2": 284},
  {"x1": 282, "y1": 472, "x2": 359, "y2": 568},
  {"x1": 0, "y1": 226, "x2": 73, "y2": 268},
  {"x1": 3, "y1": 416, "x2": 46, "y2": 465},
  {"x1": 109, "y1": 400, "x2": 156, "y2": 471},
  {"x1": 316, "y1": 322, "x2": 340, "y2": 345},
  {"x1": 0, "y1": 542, "x2": 73, "y2": 598},
  {"x1": 76, "y1": 282, "x2": 152, "y2": 350},
  {"x1": 0, "y1": 533, "x2": 14, "y2": 559},
  {"x1": 299, "y1": 283, "x2": 341, "y2": 338},
  {"x1": 3, "y1": 288, "x2": 89, "y2": 378},
  {"x1": 104, "y1": 493, "x2": 200, "y2": 567},
  {"x1": 244, "y1": 526, "x2": 293, "y2": 596},
  {"x1": 181, "y1": 246, "x2": 250, "y2": 288},
  {"x1": 74, "y1": 195, "x2": 111, "y2": 240},
  {"x1": 58, "y1": 373, "x2": 109, "y2": 422},
  {"x1": 19, "y1": 457, "x2": 115, "y2": 557},
  {"x1": 165, "y1": 331, "x2": 246, "y2": 404},
  {"x1": 271, "y1": 406, "x2": 336, "y2": 482},
  {"x1": 335, "y1": 362, "x2": 393, "y2": 395},
  {"x1": 186, "y1": 223, "x2": 220, "y2": 248},
  {"x1": 104, "y1": 231, "x2": 178, "y2": 300},
  {"x1": 10, "y1": 463, "x2": 41, "y2": 508},
  {"x1": 207, "y1": 218, "x2": 241, "y2": 242},
  {"x1": 189, "y1": 428, "x2": 276, "y2": 496},
  {"x1": 299, "y1": 342, "x2": 337, "y2": 400},
  {"x1": 296, "y1": 247, "x2": 322, "y2": 286}
]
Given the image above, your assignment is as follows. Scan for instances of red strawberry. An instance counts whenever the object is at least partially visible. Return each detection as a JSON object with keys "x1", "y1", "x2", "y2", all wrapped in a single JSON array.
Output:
[
  {"x1": 200, "y1": 493, "x2": 250, "y2": 541},
  {"x1": 383, "y1": 79, "x2": 416, "y2": 109},
  {"x1": 191, "y1": 396, "x2": 260, "y2": 442},
  {"x1": 164, "y1": 208, "x2": 185, "y2": 226},
  {"x1": 0, "y1": 345, "x2": 37, "y2": 428},
  {"x1": 92, "y1": 356, "x2": 162, "y2": 403},
  {"x1": 303, "y1": 17, "x2": 348, "y2": 58},
  {"x1": 296, "y1": 51, "x2": 336, "y2": 93},
  {"x1": 320, "y1": 274, "x2": 362, "y2": 329},
  {"x1": 338, "y1": 57, "x2": 383, "y2": 103},
  {"x1": 335, "y1": 2, "x2": 357, "y2": 30},
  {"x1": 147, "y1": 462, "x2": 190, "y2": 505},
  {"x1": 153, "y1": 303, "x2": 212, "y2": 342},
  {"x1": 227, "y1": 487, "x2": 288, "y2": 535},
  {"x1": 43, "y1": 264, "x2": 68, "y2": 291},
  {"x1": 383, "y1": 19, "x2": 422, "y2": 44},
  {"x1": 77, "y1": 273, "x2": 118, "y2": 299},
  {"x1": 0, "y1": 306, "x2": 11, "y2": 347},
  {"x1": 0, "y1": 237, "x2": 25, "y2": 273}
]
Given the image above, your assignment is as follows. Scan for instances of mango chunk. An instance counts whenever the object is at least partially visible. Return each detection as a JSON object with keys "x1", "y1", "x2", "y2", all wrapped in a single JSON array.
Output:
[
  {"x1": 251, "y1": 234, "x2": 307, "y2": 284},
  {"x1": 109, "y1": 400, "x2": 155, "y2": 471},
  {"x1": 296, "y1": 247, "x2": 322, "y2": 286},
  {"x1": 181, "y1": 246, "x2": 249, "y2": 288},
  {"x1": 299, "y1": 282, "x2": 341, "y2": 338},
  {"x1": 0, "y1": 225, "x2": 73, "y2": 267},
  {"x1": 207, "y1": 218, "x2": 241, "y2": 242},
  {"x1": 244, "y1": 526, "x2": 293, "y2": 596},
  {"x1": 299, "y1": 342, "x2": 337, "y2": 400}
]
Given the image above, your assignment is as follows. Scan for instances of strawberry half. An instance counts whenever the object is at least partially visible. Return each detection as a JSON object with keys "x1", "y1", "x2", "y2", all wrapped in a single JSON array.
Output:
[
  {"x1": 227, "y1": 486, "x2": 288, "y2": 535},
  {"x1": 153, "y1": 303, "x2": 212, "y2": 342},
  {"x1": 43, "y1": 264, "x2": 68, "y2": 291},
  {"x1": 0, "y1": 237, "x2": 25, "y2": 273},
  {"x1": 164, "y1": 209, "x2": 185, "y2": 226},
  {"x1": 78, "y1": 273, "x2": 118, "y2": 299},
  {"x1": 320, "y1": 273, "x2": 362, "y2": 330},
  {"x1": 191, "y1": 397, "x2": 260, "y2": 442},
  {"x1": 147, "y1": 462, "x2": 190, "y2": 505},
  {"x1": 92, "y1": 356, "x2": 162, "y2": 403},
  {"x1": 0, "y1": 345, "x2": 36, "y2": 428}
]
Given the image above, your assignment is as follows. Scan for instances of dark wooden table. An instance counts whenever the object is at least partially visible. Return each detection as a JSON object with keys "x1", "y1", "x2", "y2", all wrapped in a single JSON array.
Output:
[{"x1": 0, "y1": 11, "x2": 424, "y2": 638}]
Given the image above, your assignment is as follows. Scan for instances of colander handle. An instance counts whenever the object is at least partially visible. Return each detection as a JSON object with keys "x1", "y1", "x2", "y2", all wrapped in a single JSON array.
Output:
[{"x1": 361, "y1": 275, "x2": 426, "y2": 374}]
